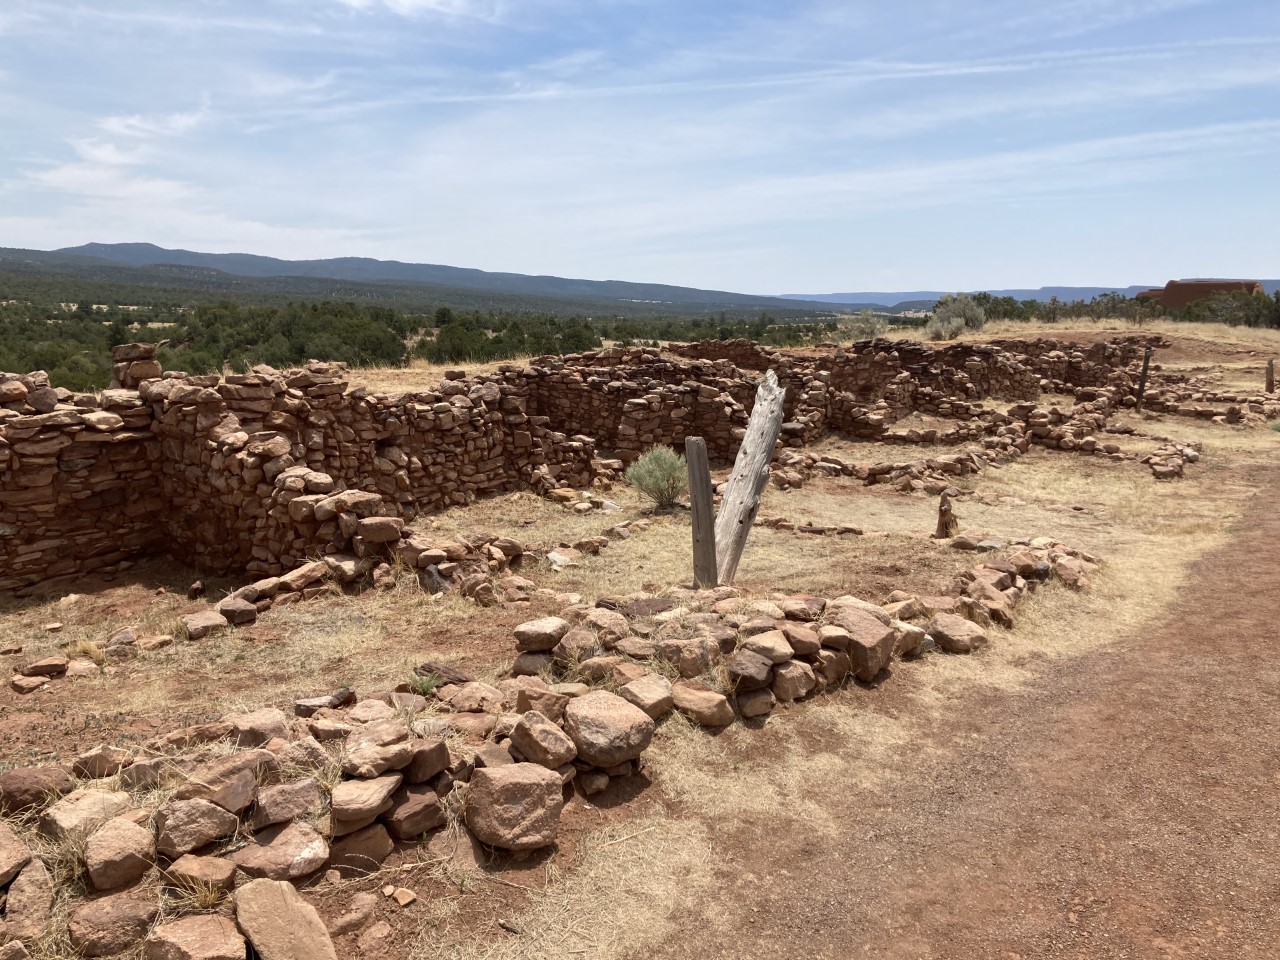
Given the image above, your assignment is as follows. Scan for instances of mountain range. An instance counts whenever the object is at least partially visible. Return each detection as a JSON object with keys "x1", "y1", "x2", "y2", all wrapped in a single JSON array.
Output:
[
  {"x1": 52, "y1": 243, "x2": 846, "y2": 314},
  {"x1": 8, "y1": 243, "x2": 1274, "y2": 313},
  {"x1": 781, "y1": 282, "x2": 1280, "y2": 306}
]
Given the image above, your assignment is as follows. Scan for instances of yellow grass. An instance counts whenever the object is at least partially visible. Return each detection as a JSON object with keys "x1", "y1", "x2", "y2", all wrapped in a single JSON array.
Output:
[
  {"x1": 881, "y1": 316, "x2": 1280, "y2": 351},
  {"x1": 409, "y1": 816, "x2": 714, "y2": 960},
  {"x1": 352, "y1": 355, "x2": 534, "y2": 394}
]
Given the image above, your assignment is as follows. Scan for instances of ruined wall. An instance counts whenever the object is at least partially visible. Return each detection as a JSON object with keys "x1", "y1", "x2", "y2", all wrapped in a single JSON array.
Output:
[
  {"x1": 668, "y1": 339, "x2": 777, "y2": 369},
  {"x1": 984, "y1": 336, "x2": 1156, "y2": 392},
  {"x1": 524, "y1": 359, "x2": 750, "y2": 462},
  {"x1": 1, "y1": 348, "x2": 598, "y2": 593},
  {"x1": 1, "y1": 334, "x2": 1161, "y2": 595}
]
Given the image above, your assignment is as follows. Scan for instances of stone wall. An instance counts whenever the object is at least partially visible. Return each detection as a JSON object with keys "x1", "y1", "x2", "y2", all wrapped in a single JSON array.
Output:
[
  {"x1": 1, "y1": 348, "x2": 598, "y2": 593},
  {"x1": 1, "y1": 334, "x2": 1162, "y2": 595}
]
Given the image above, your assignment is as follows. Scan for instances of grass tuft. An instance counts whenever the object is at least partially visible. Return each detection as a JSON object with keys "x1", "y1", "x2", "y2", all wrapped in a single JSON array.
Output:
[{"x1": 624, "y1": 447, "x2": 688, "y2": 511}]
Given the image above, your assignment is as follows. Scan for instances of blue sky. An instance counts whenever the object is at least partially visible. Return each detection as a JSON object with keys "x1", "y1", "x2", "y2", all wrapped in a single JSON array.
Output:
[{"x1": 1, "y1": 0, "x2": 1277, "y2": 294}]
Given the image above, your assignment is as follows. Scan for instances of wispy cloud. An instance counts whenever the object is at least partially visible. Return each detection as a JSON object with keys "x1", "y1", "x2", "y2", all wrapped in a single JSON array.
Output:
[
  {"x1": 334, "y1": 0, "x2": 505, "y2": 20},
  {"x1": 68, "y1": 139, "x2": 147, "y2": 166},
  {"x1": 99, "y1": 105, "x2": 209, "y2": 138}
]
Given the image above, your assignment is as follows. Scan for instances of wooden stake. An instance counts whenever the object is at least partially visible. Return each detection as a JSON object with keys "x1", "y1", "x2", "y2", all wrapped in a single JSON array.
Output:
[
  {"x1": 1135, "y1": 346, "x2": 1153, "y2": 411},
  {"x1": 684, "y1": 437, "x2": 718, "y2": 588},
  {"x1": 714, "y1": 369, "x2": 787, "y2": 585},
  {"x1": 1267, "y1": 358, "x2": 1275, "y2": 395},
  {"x1": 934, "y1": 487, "x2": 960, "y2": 539}
]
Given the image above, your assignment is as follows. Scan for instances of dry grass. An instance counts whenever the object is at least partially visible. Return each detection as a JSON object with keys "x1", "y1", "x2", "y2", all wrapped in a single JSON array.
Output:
[
  {"x1": 408, "y1": 816, "x2": 713, "y2": 960},
  {"x1": 352, "y1": 356, "x2": 534, "y2": 394},
  {"x1": 646, "y1": 699, "x2": 918, "y2": 837},
  {"x1": 887, "y1": 317, "x2": 1280, "y2": 352},
  {"x1": 63, "y1": 637, "x2": 105, "y2": 666}
]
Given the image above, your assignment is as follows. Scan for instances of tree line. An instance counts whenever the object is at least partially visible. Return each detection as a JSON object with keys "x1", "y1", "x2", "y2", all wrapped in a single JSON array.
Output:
[
  {"x1": 4, "y1": 283, "x2": 1274, "y2": 393},
  {"x1": 0, "y1": 295, "x2": 840, "y2": 390}
]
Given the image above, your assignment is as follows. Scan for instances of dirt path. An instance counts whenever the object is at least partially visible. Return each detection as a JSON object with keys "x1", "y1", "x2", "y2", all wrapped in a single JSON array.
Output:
[{"x1": 653, "y1": 476, "x2": 1280, "y2": 959}]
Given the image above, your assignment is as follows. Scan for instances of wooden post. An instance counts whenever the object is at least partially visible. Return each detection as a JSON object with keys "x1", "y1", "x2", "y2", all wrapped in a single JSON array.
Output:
[
  {"x1": 1135, "y1": 346, "x2": 1153, "y2": 411},
  {"x1": 714, "y1": 369, "x2": 787, "y2": 585},
  {"x1": 1267, "y1": 358, "x2": 1275, "y2": 395},
  {"x1": 685, "y1": 437, "x2": 718, "y2": 588},
  {"x1": 934, "y1": 487, "x2": 960, "y2": 539}
]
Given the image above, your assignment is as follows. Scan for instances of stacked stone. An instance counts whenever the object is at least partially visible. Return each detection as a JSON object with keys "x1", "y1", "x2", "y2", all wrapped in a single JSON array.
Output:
[
  {"x1": 989, "y1": 335, "x2": 1159, "y2": 392},
  {"x1": 0, "y1": 529, "x2": 1101, "y2": 950},
  {"x1": 892, "y1": 536, "x2": 1098, "y2": 637},
  {"x1": 825, "y1": 344, "x2": 917, "y2": 401},
  {"x1": 0, "y1": 691, "x2": 478, "y2": 957},
  {"x1": 164, "y1": 529, "x2": 536, "y2": 640},
  {"x1": 0, "y1": 334, "x2": 1192, "y2": 595},
  {"x1": 669, "y1": 338, "x2": 777, "y2": 370},
  {"x1": 1141, "y1": 442, "x2": 1201, "y2": 480},
  {"x1": 864, "y1": 451, "x2": 996, "y2": 492},
  {"x1": 1008, "y1": 398, "x2": 1118, "y2": 453},
  {"x1": 524, "y1": 360, "x2": 751, "y2": 462},
  {"x1": 774, "y1": 370, "x2": 831, "y2": 446},
  {"x1": 0, "y1": 360, "x2": 162, "y2": 594},
  {"x1": 107, "y1": 342, "x2": 163, "y2": 390},
  {"x1": 810, "y1": 340, "x2": 1035, "y2": 402},
  {"x1": 508, "y1": 537, "x2": 1097, "y2": 726},
  {"x1": 1140, "y1": 385, "x2": 1280, "y2": 424},
  {"x1": 825, "y1": 393, "x2": 892, "y2": 439},
  {"x1": 139, "y1": 359, "x2": 597, "y2": 578}
]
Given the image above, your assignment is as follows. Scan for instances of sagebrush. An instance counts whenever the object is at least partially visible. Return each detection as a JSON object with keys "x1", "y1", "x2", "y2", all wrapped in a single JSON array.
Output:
[
  {"x1": 925, "y1": 315, "x2": 965, "y2": 340},
  {"x1": 625, "y1": 447, "x2": 688, "y2": 510},
  {"x1": 931, "y1": 293, "x2": 986, "y2": 334}
]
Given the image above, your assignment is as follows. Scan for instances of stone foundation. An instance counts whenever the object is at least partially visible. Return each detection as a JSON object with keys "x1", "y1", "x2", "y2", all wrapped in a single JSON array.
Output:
[{"x1": 0, "y1": 334, "x2": 1167, "y2": 595}]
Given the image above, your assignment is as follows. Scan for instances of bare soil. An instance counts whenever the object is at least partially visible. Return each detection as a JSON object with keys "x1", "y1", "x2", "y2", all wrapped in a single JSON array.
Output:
[{"x1": 651, "y1": 470, "x2": 1280, "y2": 959}]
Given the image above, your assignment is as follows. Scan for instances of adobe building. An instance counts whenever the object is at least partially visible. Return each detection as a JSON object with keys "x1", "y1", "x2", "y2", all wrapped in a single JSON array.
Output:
[{"x1": 1136, "y1": 279, "x2": 1265, "y2": 308}]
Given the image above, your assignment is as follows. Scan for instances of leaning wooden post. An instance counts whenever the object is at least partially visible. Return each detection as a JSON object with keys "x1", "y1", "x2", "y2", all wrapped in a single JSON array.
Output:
[
  {"x1": 1267, "y1": 358, "x2": 1275, "y2": 395},
  {"x1": 714, "y1": 369, "x2": 787, "y2": 585},
  {"x1": 684, "y1": 437, "x2": 718, "y2": 588},
  {"x1": 1135, "y1": 346, "x2": 1153, "y2": 411}
]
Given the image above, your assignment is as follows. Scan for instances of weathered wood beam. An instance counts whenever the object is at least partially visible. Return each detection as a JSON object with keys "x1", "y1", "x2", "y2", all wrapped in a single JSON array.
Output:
[
  {"x1": 714, "y1": 369, "x2": 787, "y2": 585},
  {"x1": 684, "y1": 437, "x2": 718, "y2": 588},
  {"x1": 1135, "y1": 346, "x2": 1153, "y2": 411},
  {"x1": 934, "y1": 486, "x2": 960, "y2": 539}
]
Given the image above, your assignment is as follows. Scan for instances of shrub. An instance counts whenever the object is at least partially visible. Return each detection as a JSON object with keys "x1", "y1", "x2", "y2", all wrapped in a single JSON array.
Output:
[
  {"x1": 624, "y1": 446, "x2": 688, "y2": 510},
  {"x1": 932, "y1": 293, "x2": 986, "y2": 331},
  {"x1": 847, "y1": 309, "x2": 888, "y2": 342},
  {"x1": 924, "y1": 315, "x2": 965, "y2": 341}
]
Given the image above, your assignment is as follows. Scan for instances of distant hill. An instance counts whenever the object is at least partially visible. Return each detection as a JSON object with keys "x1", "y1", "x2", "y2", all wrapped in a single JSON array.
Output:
[
  {"x1": 781, "y1": 282, "x2": 1280, "y2": 306},
  {"x1": 53, "y1": 242, "x2": 839, "y2": 314}
]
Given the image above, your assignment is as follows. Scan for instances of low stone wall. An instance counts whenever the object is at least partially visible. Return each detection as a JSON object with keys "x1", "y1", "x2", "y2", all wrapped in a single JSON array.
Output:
[
  {"x1": 0, "y1": 334, "x2": 1167, "y2": 595},
  {"x1": 0, "y1": 533, "x2": 1100, "y2": 958}
]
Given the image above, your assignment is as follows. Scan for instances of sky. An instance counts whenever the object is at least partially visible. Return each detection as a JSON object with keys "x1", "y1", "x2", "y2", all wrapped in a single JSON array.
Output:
[{"x1": 1, "y1": 0, "x2": 1278, "y2": 295}]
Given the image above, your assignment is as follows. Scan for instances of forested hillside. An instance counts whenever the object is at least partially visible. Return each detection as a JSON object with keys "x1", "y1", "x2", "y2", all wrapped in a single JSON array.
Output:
[
  {"x1": 0, "y1": 284, "x2": 837, "y2": 391},
  {"x1": 3, "y1": 247, "x2": 837, "y2": 318}
]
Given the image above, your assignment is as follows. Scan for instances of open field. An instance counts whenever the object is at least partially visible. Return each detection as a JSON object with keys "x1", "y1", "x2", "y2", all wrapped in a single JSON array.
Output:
[{"x1": 1, "y1": 322, "x2": 1278, "y2": 958}]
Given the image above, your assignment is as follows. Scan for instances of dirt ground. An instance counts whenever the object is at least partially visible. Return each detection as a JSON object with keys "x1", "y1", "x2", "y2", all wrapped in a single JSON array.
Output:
[
  {"x1": 645, "y1": 466, "x2": 1280, "y2": 960},
  {"x1": 2, "y1": 324, "x2": 1278, "y2": 959}
]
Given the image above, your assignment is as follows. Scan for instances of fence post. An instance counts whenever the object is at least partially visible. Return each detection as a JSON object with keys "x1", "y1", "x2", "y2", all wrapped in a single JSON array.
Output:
[
  {"x1": 714, "y1": 370, "x2": 787, "y2": 585},
  {"x1": 1267, "y1": 358, "x2": 1275, "y2": 395},
  {"x1": 684, "y1": 437, "x2": 718, "y2": 588},
  {"x1": 1135, "y1": 346, "x2": 1153, "y2": 411}
]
